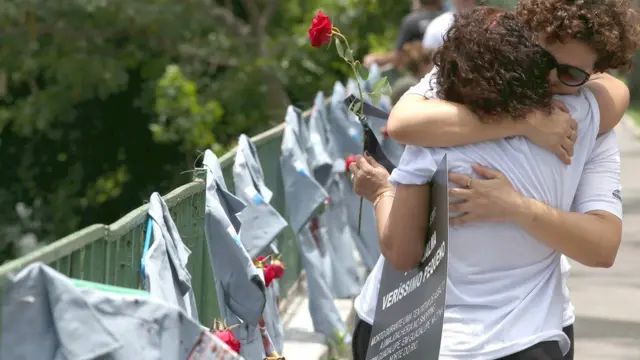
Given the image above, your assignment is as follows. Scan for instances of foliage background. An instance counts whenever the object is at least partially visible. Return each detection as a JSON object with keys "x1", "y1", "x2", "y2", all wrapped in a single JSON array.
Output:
[
  {"x1": 1, "y1": 0, "x2": 637, "y2": 263},
  {"x1": 0, "y1": 0, "x2": 411, "y2": 262}
]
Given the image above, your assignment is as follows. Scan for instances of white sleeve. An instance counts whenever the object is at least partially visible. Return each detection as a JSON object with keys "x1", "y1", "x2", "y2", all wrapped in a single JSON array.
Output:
[
  {"x1": 388, "y1": 145, "x2": 439, "y2": 186},
  {"x1": 571, "y1": 131, "x2": 622, "y2": 219},
  {"x1": 421, "y1": 12, "x2": 453, "y2": 49},
  {"x1": 403, "y1": 68, "x2": 438, "y2": 98}
]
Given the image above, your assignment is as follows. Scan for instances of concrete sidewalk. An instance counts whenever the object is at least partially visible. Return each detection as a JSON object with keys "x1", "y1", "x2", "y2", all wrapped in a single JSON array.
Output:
[{"x1": 568, "y1": 119, "x2": 640, "y2": 360}]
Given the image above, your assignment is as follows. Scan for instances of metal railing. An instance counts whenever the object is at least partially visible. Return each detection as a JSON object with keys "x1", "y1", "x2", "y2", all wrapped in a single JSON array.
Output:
[
  {"x1": 0, "y1": 63, "x2": 401, "y2": 339},
  {"x1": 0, "y1": 120, "x2": 301, "y2": 329}
]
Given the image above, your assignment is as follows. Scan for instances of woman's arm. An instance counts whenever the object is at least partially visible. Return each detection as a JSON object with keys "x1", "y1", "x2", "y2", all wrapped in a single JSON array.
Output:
[
  {"x1": 515, "y1": 201, "x2": 621, "y2": 268},
  {"x1": 388, "y1": 94, "x2": 578, "y2": 164},
  {"x1": 585, "y1": 73, "x2": 629, "y2": 133},
  {"x1": 515, "y1": 130, "x2": 623, "y2": 267},
  {"x1": 387, "y1": 95, "x2": 527, "y2": 145},
  {"x1": 379, "y1": 184, "x2": 430, "y2": 271},
  {"x1": 349, "y1": 153, "x2": 433, "y2": 271}
]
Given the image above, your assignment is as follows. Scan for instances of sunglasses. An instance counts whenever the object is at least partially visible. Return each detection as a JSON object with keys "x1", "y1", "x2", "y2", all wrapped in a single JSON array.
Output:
[{"x1": 543, "y1": 49, "x2": 591, "y2": 87}]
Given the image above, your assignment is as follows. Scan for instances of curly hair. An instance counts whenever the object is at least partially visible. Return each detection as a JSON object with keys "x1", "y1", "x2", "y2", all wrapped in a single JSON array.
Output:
[
  {"x1": 516, "y1": 0, "x2": 640, "y2": 72},
  {"x1": 432, "y1": 7, "x2": 554, "y2": 122}
]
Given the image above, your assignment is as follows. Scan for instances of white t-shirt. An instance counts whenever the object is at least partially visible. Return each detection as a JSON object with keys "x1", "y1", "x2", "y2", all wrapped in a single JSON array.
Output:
[
  {"x1": 422, "y1": 11, "x2": 455, "y2": 49},
  {"x1": 353, "y1": 73, "x2": 621, "y2": 359},
  {"x1": 561, "y1": 129, "x2": 623, "y2": 327}
]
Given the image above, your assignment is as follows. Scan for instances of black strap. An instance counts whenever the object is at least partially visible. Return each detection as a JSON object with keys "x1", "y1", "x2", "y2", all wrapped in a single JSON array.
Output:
[{"x1": 343, "y1": 95, "x2": 397, "y2": 172}]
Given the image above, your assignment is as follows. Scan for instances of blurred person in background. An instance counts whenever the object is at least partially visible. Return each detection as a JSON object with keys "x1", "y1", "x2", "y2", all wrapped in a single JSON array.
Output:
[
  {"x1": 390, "y1": 41, "x2": 435, "y2": 105},
  {"x1": 422, "y1": 0, "x2": 478, "y2": 55},
  {"x1": 363, "y1": 0, "x2": 443, "y2": 69}
]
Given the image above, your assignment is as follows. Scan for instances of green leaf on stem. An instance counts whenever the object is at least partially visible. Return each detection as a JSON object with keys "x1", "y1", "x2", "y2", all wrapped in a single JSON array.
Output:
[
  {"x1": 335, "y1": 39, "x2": 346, "y2": 59},
  {"x1": 380, "y1": 81, "x2": 393, "y2": 97},
  {"x1": 370, "y1": 92, "x2": 381, "y2": 106},
  {"x1": 345, "y1": 48, "x2": 354, "y2": 62},
  {"x1": 372, "y1": 76, "x2": 388, "y2": 93},
  {"x1": 355, "y1": 61, "x2": 369, "y2": 81}
]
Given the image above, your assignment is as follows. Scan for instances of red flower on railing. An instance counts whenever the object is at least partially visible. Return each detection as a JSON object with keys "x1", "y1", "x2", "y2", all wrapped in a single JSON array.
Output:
[
  {"x1": 254, "y1": 255, "x2": 285, "y2": 287},
  {"x1": 210, "y1": 320, "x2": 241, "y2": 354}
]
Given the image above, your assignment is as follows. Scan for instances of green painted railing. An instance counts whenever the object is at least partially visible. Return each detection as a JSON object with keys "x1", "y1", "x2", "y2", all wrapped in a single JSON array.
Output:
[{"x1": 0, "y1": 119, "x2": 301, "y2": 330}]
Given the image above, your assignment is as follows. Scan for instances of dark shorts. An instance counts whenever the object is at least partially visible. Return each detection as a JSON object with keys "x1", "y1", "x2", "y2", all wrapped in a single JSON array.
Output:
[{"x1": 351, "y1": 316, "x2": 575, "y2": 360}]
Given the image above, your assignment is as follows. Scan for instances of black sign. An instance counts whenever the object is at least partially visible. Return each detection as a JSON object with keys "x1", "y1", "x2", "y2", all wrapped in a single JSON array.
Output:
[{"x1": 365, "y1": 155, "x2": 449, "y2": 360}]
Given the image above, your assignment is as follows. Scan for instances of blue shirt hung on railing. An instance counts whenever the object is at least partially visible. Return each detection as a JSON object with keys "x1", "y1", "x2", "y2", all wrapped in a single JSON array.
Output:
[
  {"x1": 329, "y1": 82, "x2": 382, "y2": 271},
  {"x1": 232, "y1": 134, "x2": 288, "y2": 354},
  {"x1": 203, "y1": 149, "x2": 267, "y2": 360},
  {"x1": 280, "y1": 105, "x2": 349, "y2": 345},
  {"x1": 232, "y1": 134, "x2": 288, "y2": 259},
  {"x1": 142, "y1": 192, "x2": 199, "y2": 321},
  {"x1": 0, "y1": 263, "x2": 242, "y2": 360},
  {"x1": 308, "y1": 91, "x2": 362, "y2": 299}
]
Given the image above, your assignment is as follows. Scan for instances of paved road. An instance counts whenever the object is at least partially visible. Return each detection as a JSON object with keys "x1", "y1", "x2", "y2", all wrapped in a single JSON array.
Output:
[{"x1": 568, "y1": 119, "x2": 640, "y2": 360}]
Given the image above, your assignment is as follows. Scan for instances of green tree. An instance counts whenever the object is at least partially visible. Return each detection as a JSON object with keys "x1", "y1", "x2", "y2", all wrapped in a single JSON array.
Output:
[{"x1": 0, "y1": 0, "x2": 407, "y2": 263}]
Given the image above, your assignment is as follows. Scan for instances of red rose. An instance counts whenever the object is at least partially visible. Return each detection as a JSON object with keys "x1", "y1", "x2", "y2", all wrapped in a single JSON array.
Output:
[
  {"x1": 270, "y1": 260, "x2": 286, "y2": 279},
  {"x1": 263, "y1": 265, "x2": 277, "y2": 287},
  {"x1": 214, "y1": 330, "x2": 241, "y2": 354},
  {"x1": 309, "y1": 10, "x2": 333, "y2": 48},
  {"x1": 345, "y1": 155, "x2": 357, "y2": 172}
]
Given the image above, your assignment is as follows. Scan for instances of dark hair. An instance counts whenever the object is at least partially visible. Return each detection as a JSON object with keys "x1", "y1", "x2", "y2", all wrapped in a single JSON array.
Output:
[
  {"x1": 401, "y1": 41, "x2": 431, "y2": 77},
  {"x1": 516, "y1": 0, "x2": 640, "y2": 72},
  {"x1": 432, "y1": 7, "x2": 554, "y2": 122}
]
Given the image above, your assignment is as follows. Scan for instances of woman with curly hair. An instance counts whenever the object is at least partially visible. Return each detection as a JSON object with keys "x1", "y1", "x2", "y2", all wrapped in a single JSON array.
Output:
[{"x1": 350, "y1": 6, "x2": 607, "y2": 360}]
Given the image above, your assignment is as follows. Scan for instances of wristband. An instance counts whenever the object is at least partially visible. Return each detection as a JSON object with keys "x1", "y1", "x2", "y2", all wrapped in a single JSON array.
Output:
[{"x1": 373, "y1": 190, "x2": 395, "y2": 208}]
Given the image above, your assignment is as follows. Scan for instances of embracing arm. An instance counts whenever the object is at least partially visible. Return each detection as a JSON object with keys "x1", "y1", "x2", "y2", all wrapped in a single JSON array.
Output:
[
  {"x1": 389, "y1": 73, "x2": 627, "y2": 144},
  {"x1": 388, "y1": 86, "x2": 578, "y2": 164},
  {"x1": 515, "y1": 203, "x2": 621, "y2": 268},
  {"x1": 585, "y1": 73, "x2": 629, "y2": 133},
  {"x1": 387, "y1": 95, "x2": 527, "y2": 146},
  {"x1": 514, "y1": 132, "x2": 622, "y2": 268}
]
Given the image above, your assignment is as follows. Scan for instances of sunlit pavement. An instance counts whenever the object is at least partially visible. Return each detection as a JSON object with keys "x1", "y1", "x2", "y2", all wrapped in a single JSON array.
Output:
[{"x1": 568, "y1": 118, "x2": 640, "y2": 359}]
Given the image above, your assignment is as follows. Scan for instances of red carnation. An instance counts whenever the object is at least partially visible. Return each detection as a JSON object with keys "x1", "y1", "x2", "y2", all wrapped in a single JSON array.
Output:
[
  {"x1": 270, "y1": 259, "x2": 286, "y2": 279},
  {"x1": 263, "y1": 265, "x2": 277, "y2": 287},
  {"x1": 308, "y1": 10, "x2": 333, "y2": 48},
  {"x1": 345, "y1": 155, "x2": 357, "y2": 172},
  {"x1": 214, "y1": 329, "x2": 241, "y2": 354}
]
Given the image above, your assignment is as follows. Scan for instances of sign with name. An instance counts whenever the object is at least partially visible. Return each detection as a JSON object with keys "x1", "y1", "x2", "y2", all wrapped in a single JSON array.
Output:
[{"x1": 365, "y1": 155, "x2": 449, "y2": 360}]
